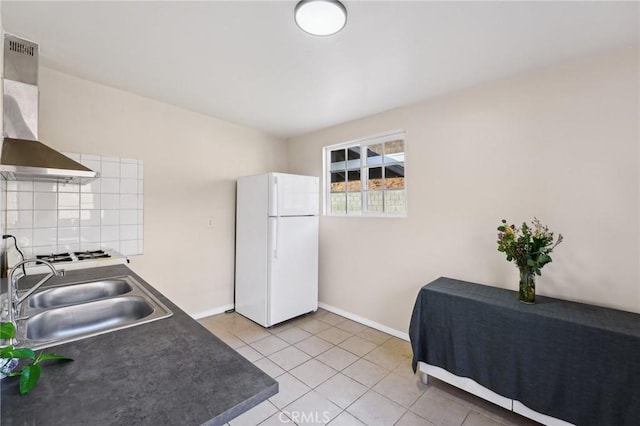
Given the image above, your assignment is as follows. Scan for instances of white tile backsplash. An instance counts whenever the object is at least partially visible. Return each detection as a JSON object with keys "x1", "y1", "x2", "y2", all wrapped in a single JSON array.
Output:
[
  {"x1": 120, "y1": 179, "x2": 137, "y2": 194},
  {"x1": 8, "y1": 228, "x2": 33, "y2": 249},
  {"x1": 101, "y1": 210, "x2": 120, "y2": 226},
  {"x1": 34, "y1": 192, "x2": 57, "y2": 210},
  {"x1": 81, "y1": 180, "x2": 101, "y2": 194},
  {"x1": 120, "y1": 194, "x2": 137, "y2": 209},
  {"x1": 101, "y1": 193, "x2": 120, "y2": 210},
  {"x1": 2, "y1": 153, "x2": 143, "y2": 256},
  {"x1": 80, "y1": 193, "x2": 100, "y2": 210},
  {"x1": 58, "y1": 243, "x2": 80, "y2": 253},
  {"x1": 58, "y1": 227, "x2": 80, "y2": 246},
  {"x1": 7, "y1": 191, "x2": 34, "y2": 210},
  {"x1": 121, "y1": 163, "x2": 138, "y2": 179},
  {"x1": 58, "y1": 183, "x2": 80, "y2": 193},
  {"x1": 120, "y1": 240, "x2": 138, "y2": 256},
  {"x1": 101, "y1": 161, "x2": 120, "y2": 178},
  {"x1": 101, "y1": 178, "x2": 120, "y2": 194},
  {"x1": 33, "y1": 227, "x2": 58, "y2": 247},
  {"x1": 6, "y1": 210, "x2": 33, "y2": 229},
  {"x1": 34, "y1": 210, "x2": 58, "y2": 228},
  {"x1": 80, "y1": 242, "x2": 101, "y2": 251},
  {"x1": 7, "y1": 181, "x2": 34, "y2": 191},
  {"x1": 34, "y1": 182, "x2": 58, "y2": 192},
  {"x1": 80, "y1": 226, "x2": 101, "y2": 243},
  {"x1": 120, "y1": 210, "x2": 138, "y2": 225},
  {"x1": 80, "y1": 210, "x2": 101, "y2": 227},
  {"x1": 101, "y1": 225, "x2": 120, "y2": 242},
  {"x1": 59, "y1": 210, "x2": 81, "y2": 227},
  {"x1": 120, "y1": 225, "x2": 137, "y2": 241},
  {"x1": 58, "y1": 193, "x2": 80, "y2": 210}
]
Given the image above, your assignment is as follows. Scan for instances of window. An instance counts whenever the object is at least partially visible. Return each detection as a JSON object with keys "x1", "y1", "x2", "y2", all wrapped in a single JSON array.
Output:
[{"x1": 324, "y1": 131, "x2": 406, "y2": 216}]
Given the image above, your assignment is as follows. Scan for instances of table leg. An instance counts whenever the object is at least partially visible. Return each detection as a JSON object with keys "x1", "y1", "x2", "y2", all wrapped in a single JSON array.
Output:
[{"x1": 421, "y1": 372, "x2": 429, "y2": 385}]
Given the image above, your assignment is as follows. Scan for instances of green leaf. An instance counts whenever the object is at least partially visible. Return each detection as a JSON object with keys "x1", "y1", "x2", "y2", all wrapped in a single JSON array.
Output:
[
  {"x1": 537, "y1": 254, "x2": 552, "y2": 267},
  {"x1": 34, "y1": 353, "x2": 74, "y2": 364},
  {"x1": 0, "y1": 346, "x2": 15, "y2": 358},
  {"x1": 8, "y1": 347, "x2": 35, "y2": 359},
  {"x1": 527, "y1": 258, "x2": 535, "y2": 267},
  {"x1": 0, "y1": 322, "x2": 16, "y2": 339},
  {"x1": 497, "y1": 226, "x2": 506, "y2": 232},
  {"x1": 19, "y1": 364, "x2": 42, "y2": 395}
]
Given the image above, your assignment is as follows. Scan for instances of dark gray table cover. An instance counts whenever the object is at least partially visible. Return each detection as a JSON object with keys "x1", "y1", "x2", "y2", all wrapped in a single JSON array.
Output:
[{"x1": 409, "y1": 277, "x2": 640, "y2": 426}]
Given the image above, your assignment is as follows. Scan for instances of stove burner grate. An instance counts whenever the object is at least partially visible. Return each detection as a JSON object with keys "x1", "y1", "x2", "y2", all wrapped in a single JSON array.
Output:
[
  {"x1": 36, "y1": 253, "x2": 73, "y2": 264},
  {"x1": 73, "y1": 250, "x2": 112, "y2": 260}
]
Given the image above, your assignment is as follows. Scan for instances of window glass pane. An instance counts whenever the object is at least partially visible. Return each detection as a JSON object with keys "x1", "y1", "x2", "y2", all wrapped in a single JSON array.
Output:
[
  {"x1": 383, "y1": 140, "x2": 405, "y2": 163},
  {"x1": 346, "y1": 146, "x2": 361, "y2": 170},
  {"x1": 366, "y1": 144, "x2": 383, "y2": 165},
  {"x1": 347, "y1": 147, "x2": 360, "y2": 160},
  {"x1": 330, "y1": 193, "x2": 346, "y2": 215},
  {"x1": 330, "y1": 149, "x2": 346, "y2": 171},
  {"x1": 384, "y1": 165, "x2": 404, "y2": 189},
  {"x1": 347, "y1": 192, "x2": 362, "y2": 215},
  {"x1": 347, "y1": 170, "x2": 361, "y2": 191},
  {"x1": 368, "y1": 167, "x2": 383, "y2": 190},
  {"x1": 367, "y1": 190, "x2": 384, "y2": 213},
  {"x1": 384, "y1": 189, "x2": 406, "y2": 213},
  {"x1": 330, "y1": 171, "x2": 345, "y2": 193}
]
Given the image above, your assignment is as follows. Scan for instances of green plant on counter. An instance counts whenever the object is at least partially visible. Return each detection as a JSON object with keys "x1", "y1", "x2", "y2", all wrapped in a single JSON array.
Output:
[{"x1": 0, "y1": 322, "x2": 73, "y2": 395}]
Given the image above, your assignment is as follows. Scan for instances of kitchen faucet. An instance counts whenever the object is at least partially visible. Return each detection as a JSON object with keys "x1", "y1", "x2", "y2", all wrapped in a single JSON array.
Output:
[{"x1": 5, "y1": 259, "x2": 64, "y2": 330}]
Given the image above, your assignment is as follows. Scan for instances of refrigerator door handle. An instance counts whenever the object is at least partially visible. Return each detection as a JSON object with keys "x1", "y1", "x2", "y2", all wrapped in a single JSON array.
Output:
[
  {"x1": 273, "y1": 176, "x2": 279, "y2": 259},
  {"x1": 273, "y1": 217, "x2": 279, "y2": 259}
]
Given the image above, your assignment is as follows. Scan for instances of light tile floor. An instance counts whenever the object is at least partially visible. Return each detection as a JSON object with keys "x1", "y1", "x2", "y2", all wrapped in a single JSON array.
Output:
[{"x1": 198, "y1": 309, "x2": 539, "y2": 426}]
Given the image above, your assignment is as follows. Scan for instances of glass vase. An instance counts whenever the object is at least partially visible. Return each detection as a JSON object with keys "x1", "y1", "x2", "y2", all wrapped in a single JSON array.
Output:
[{"x1": 518, "y1": 267, "x2": 535, "y2": 304}]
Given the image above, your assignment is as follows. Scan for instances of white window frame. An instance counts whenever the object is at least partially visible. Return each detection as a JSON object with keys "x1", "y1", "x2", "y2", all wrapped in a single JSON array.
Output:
[{"x1": 322, "y1": 130, "x2": 407, "y2": 218}]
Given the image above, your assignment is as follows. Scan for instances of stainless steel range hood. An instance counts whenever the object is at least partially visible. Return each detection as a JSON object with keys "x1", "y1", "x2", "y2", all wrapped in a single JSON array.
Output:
[{"x1": 0, "y1": 33, "x2": 98, "y2": 184}]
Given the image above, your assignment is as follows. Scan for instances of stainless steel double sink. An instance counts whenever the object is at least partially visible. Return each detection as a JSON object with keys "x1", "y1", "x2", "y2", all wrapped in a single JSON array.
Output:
[{"x1": 14, "y1": 275, "x2": 173, "y2": 350}]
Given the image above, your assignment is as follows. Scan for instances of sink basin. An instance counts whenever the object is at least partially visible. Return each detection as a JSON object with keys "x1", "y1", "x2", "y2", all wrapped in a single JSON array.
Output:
[
  {"x1": 29, "y1": 279, "x2": 133, "y2": 308},
  {"x1": 26, "y1": 296, "x2": 153, "y2": 340},
  {"x1": 15, "y1": 275, "x2": 173, "y2": 350}
]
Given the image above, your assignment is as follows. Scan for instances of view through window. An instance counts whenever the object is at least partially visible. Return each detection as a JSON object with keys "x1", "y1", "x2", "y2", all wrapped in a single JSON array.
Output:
[{"x1": 325, "y1": 131, "x2": 406, "y2": 216}]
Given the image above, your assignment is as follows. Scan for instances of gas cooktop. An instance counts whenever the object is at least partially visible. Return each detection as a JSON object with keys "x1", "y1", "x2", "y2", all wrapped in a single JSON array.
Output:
[{"x1": 36, "y1": 250, "x2": 113, "y2": 264}]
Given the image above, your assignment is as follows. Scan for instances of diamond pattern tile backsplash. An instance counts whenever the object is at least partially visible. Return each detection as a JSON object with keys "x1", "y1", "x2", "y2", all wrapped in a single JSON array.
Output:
[{"x1": 1, "y1": 152, "x2": 144, "y2": 258}]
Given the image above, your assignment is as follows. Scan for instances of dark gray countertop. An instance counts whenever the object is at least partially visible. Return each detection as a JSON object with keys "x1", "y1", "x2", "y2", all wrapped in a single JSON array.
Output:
[{"x1": 1, "y1": 264, "x2": 278, "y2": 425}]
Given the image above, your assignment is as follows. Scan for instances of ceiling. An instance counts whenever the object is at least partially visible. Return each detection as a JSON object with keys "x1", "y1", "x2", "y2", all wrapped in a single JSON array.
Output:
[{"x1": 2, "y1": 1, "x2": 638, "y2": 139}]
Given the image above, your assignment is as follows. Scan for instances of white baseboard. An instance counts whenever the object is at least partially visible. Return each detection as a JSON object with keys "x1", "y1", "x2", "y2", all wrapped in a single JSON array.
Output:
[
  {"x1": 191, "y1": 304, "x2": 235, "y2": 320},
  {"x1": 318, "y1": 302, "x2": 409, "y2": 341}
]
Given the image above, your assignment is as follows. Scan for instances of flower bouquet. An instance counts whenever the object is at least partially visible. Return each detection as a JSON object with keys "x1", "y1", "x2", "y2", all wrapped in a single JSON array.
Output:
[{"x1": 497, "y1": 218, "x2": 563, "y2": 303}]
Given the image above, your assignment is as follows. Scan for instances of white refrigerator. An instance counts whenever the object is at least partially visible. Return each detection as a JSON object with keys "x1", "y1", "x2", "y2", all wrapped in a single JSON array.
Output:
[{"x1": 235, "y1": 172, "x2": 319, "y2": 327}]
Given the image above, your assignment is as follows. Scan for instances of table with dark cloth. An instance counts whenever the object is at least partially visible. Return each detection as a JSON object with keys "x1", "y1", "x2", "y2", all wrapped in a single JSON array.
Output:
[{"x1": 409, "y1": 277, "x2": 640, "y2": 426}]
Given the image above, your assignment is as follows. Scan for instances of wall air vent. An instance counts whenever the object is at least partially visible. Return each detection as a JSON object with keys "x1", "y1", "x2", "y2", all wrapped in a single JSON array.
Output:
[
  {"x1": 8, "y1": 39, "x2": 35, "y2": 56},
  {"x1": 3, "y1": 34, "x2": 38, "y2": 85}
]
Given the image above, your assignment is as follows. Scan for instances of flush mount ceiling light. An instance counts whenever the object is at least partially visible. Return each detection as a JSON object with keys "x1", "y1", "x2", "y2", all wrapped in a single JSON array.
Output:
[{"x1": 295, "y1": 0, "x2": 347, "y2": 36}]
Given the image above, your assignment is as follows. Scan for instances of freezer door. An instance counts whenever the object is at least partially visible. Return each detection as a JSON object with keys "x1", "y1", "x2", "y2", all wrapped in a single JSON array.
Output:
[
  {"x1": 267, "y1": 216, "x2": 319, "y2": 326},
  {"x1": 268, "y1": 173, "x2": 319, "y2": 217}
]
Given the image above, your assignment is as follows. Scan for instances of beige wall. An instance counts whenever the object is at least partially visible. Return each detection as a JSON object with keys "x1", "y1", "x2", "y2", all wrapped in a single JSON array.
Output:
[
  {"x1": 287, "y1": 47, "x2": 640, "y2": 334},
  {"x1": 37, "y1": 67, "x2": 287, "y2": 316}
]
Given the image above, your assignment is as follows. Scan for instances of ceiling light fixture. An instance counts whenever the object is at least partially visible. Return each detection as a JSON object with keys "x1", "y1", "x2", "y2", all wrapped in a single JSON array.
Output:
[{"x1": 295, "y1": 0, "x2": 347, "y2": 37}]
